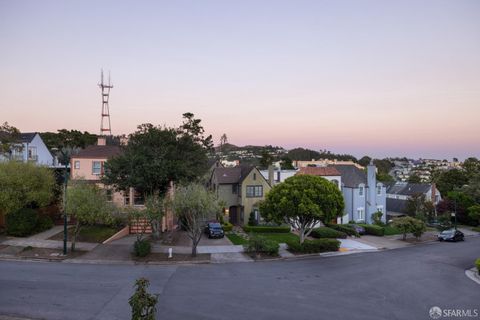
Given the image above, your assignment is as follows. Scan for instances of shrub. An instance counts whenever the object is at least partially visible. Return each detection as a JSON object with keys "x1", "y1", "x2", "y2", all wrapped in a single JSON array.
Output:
[
  {"x1": 243, "y1": 225, "x2": 290, "y2": 233},
  {"x1": 222, "y1": 222, "x2": 233, "y2": 232},
  {"x1": 286, "y1": 238, "x2": 340, "y2": 254},
  {"x1": 244, "y1": 234, "x2": 279, "y2": 256},
  {"x1": 476, "y1": 258, "x2": 480, "y2": 273},
  {"x1": 248, "y1": 211, "x2": 258, "y2": 226},
  {"x1": 327, "y1": 224, "x2": 359, "y2": 236},
  {"x1": 6, "y1": 208, "x2": 39, "y2": 237},
  {"x1": 34, "y1": 215, "x2": 54, "y2": 233},
  {"x1": 134, "y1": 239, "x2": 151, "y2": 257},
  {"x1": 358, "y1": 224, "x2": 385, "y2": 236},
  {"x1": 411, "y1": 219, "x2": 427, "y2": 239},
  {"x1": 371, "y1": 211, "x2": 383, "y2": 225},
  {"x1": 310, "y1": 227, "x2": 347, "y2": 239}
]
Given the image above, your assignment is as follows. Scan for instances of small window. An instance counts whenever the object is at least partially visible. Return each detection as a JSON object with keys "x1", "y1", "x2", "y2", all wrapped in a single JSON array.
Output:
[
  {"x1": 232, "y1": 184, "x2": 237, "y2": 194},
  {"x1": 74, "y1": 161, "x2": 80, "y2": 169},
  {"x1": 357, "y1": 208, "x2": 365, "y2": 221},
  {"x1": 376, "y1": 185, "x2": 382, "y2": 195},
  {"x1": 124, "y1": 192, "x2": 130, "y2": 205},
  {"x1": 253, "y1": 173, "x2": 256, "y2": 180},
  {"x1": 133, "y1": 190, "x2": 145, "y2": 206},
  {"x1": 359, "y1": 186, "x2": 364, "y2": 197},
  {"x1": 92, "y1": 161, "x2": 102, "y2": 175}
]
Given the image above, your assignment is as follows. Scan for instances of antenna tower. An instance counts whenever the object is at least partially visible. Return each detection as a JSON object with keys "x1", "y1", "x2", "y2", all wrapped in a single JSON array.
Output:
[{"x1": 99, "y1": 69, "x2": 113, "y2": 136}]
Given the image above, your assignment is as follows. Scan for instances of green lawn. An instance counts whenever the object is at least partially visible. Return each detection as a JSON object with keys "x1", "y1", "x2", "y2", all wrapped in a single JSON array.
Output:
[
  {"x1": 227, "y1": 232, "x2": 299, "y2": 245},
  {"x1": 472, "y1": 226, "x2": 480, "y2": 233},
  {"x1": 226, "y1": 233, "x2": 248, "y2": 245},
  {"x1": 383, "y1": 225, "x2": 403, "y2": 236},
  {"x1": 49, "y1": 225, "x2": 120, "y2": 243}
]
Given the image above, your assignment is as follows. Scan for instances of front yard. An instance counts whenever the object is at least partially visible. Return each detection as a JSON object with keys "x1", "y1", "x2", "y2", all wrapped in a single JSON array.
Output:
[{"x1": 49, "y1": 225, "x2": 120, "y2": 243}]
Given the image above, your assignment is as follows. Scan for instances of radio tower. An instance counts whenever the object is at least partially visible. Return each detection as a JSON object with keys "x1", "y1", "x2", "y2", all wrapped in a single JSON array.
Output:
[{"x1": 99, "y1": 69, "x2": 113, "y2": 136}]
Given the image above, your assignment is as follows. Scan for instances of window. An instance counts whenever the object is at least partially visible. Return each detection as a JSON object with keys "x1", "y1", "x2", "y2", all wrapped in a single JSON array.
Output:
[
  {"x1": 28, "y1": 147, "x2": 37, "y2": 161},
  {"x1": 133, "y1": 190, "x2": 145, "y2": 206},
  {"x1": 232, "y1": 184, "x2": 237, "y2": 194},
  {"x1": 246, "y1": 185, "x2": 263, "y2": 198},
  {"x1": 74, "y1": 161, "x2": 80, "y2": 169},
  {"x1": 357, "y1": 208, "x2": 365, "y2": 221},
  {"x1": 376, "y1": 185, "x2": 382, "y2": 195},
  {"x1": 253, "y1": 173, "x2": 257, "y2": 180},
  {"x1": 124, "y1": 192, "x2": 130, "y2": 205},
  {"x1": 92, "y1": 161, "x2": 102, "y2": 175},
  {"x1": 359, "y1": 186, "x2": 364, "y2": 197}
]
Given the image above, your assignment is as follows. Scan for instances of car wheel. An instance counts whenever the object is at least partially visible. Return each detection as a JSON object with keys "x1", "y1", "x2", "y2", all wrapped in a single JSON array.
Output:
[{"x1": 439, "y1": 238, "x2": 443, "y2": 242}]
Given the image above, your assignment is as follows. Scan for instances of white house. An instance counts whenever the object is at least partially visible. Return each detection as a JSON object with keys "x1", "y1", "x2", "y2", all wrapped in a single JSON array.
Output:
[{"x1": 2, "y1": 132, "x2": 55, "y2": 167}]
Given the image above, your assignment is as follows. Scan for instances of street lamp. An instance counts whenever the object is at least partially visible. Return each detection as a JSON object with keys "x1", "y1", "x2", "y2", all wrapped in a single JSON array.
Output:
[{"x1": 52, "y1": 148, "x2": 69, "y2": 255}]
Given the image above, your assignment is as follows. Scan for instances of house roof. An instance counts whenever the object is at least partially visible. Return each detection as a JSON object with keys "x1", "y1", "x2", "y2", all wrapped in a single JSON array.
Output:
[
  {"x1": 329, "y1": 164, "x2": 366, "y2": 188},
  {"x1": 386, "y1": 198, "x2": 408, "y2": 214},
  {"x1": 297, "y1": 166, "x2": 341, "y2": 177},
  {"x1": 213, "y1": 166, "x2": 254, "y2": 184},
  {"x1": 20, "y1": 132, "x2": 38, "y2": 143},
  {"x1": 72, "y1": 145, "x2": 122, "y2": 159},
  {"x1": 386, "y1": 182, "x2": 431, "y2": 196}
]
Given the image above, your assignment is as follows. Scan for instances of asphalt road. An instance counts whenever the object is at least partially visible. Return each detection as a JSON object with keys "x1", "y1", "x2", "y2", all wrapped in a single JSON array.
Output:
[{"x1": 0, "y1": 237, "x2": 479, "y2": 320}]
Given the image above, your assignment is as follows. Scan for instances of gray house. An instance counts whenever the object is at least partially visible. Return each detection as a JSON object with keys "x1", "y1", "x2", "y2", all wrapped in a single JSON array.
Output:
[{"x1": 330, "y1": 164, "x2": 387, "y2": 224}]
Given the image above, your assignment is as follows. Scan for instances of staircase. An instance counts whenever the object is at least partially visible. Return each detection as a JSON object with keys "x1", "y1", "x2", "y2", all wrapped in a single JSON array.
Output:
[{"x1": 129, "y1": 219, "x2": 152, "y2": 234}]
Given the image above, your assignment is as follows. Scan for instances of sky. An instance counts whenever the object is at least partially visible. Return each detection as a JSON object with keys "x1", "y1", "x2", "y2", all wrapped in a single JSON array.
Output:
[{"x1": 0, "y1": 0, "x2": 479, "y2": 160}]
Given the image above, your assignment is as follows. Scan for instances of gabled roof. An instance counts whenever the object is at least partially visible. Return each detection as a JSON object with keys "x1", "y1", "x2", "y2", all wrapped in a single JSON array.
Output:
[
  {"x1": 329, "y1": 164, "x2": 366, "y2": 188},
  {"x1": 386, "y1": 198, "x2": 408, "y2": 214},
  {"x1": 386, "y1": 182, "x2": 431, "y2": 196},
  {"x1": 72, "y1": 145, "x2": 122, "y2": 159},
  {"x1": 20, "y1": 132, "x2": 38, "y2": 143},
  {"x1": 297, "y1": 166, "x2": 341, "y2": 177},
  {"x1": 213, "y1": 166, "x2": 254, "y2": 184}
]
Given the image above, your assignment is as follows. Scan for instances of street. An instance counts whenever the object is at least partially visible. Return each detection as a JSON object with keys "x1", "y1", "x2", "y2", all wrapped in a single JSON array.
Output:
[{"x1": 0, "y1": 237, "x2": 479, "y2": 320}]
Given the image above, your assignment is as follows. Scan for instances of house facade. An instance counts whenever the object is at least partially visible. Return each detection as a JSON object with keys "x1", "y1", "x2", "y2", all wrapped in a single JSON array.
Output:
[
  {"x1": 385, "y1": 182, "x2": 441, "y2": 219},
  {"x1": 0, "y1": 132, "x2": 55, "y2": 167},
  {"x1": 329, "y1": 164, "x2": 387, "y2": 224},
  {"x1": 210, "y1": 166, "x2": 272, "y2": 225}
]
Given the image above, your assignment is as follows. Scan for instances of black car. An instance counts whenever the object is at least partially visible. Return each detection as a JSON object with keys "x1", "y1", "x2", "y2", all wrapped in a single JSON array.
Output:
[
  {"x1": 438, "y1": 229, "x2": 464, "y2": 242},
  {"x1": 205, "y1": 222, "x2": 225, "y2": 239}
]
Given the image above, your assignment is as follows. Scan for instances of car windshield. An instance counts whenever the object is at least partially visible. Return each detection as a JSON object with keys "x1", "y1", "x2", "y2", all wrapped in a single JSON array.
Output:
[
  {"x1": 441, "y1": 230, "x2": 455, "y2": 235},
  {"x1": 209, "y1": 223, "x2": 222, "y2": 229}
]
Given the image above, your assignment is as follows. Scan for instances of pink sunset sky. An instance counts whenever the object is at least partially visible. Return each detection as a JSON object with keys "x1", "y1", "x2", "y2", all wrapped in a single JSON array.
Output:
[{"x1": 0, "y1": 0, "x2": 479, "y2": 160}]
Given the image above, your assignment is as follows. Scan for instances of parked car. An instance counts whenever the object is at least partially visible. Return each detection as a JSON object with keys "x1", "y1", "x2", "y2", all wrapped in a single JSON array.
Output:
[
  {"x1": 350, "y1": 224, "x2": 366, "y2": 235},
  {"x1": 438, "y1": 229, "x2": 464, "y2": 242},
  {"x1": 204, "y1": 222, "x2": 225, "y2": 239}
]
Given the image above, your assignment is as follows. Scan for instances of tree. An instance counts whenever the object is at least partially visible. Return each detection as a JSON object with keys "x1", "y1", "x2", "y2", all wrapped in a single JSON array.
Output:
[
  {"x1": 219, "y1": 133, "x2": 228, "y2": 153},
  {"x1": 407, "y1": 174, "x2": 422, "y2": 183},
  {"x1": 371, "y1": 210, "x2": 383, "y2": 225},
  {"x1": 171, "y1": 183, "x2": 219, "y2": 256},
  {"x1": 391, "y1": 216, "x2": 424, "y2": 240},
  {"x1": 280, "y1": 156, "x2": 294, "y2": 170},
  {"x1": 467, "y1": 205, "x2": 480, "y2": 226},
  {"x1": 411, "y1": 218, "x2": 427, "y2": 240},
  {"x1": 259, "y1": 149, "x2": 274, "y2": 169},
  {"x1": 0, "y1": 122, "x2": 21, "y2": 159},
  {"x1": 437, "y1": 191, "x2": 476, "y2": 225},
  {"x1": 65, "y1": 181, "x2": 114, "y2": 251},
  {"x1": 463, "y1": 157, "x2": 480, "y2": 178},
  {"x1": 462, "y1": 173, "x2": 480, "y2": 203},
  {"x1": 0, "y1": 161, "x2": 55, "y2": 215},
  {"x1": 358, "y1": 156, "x2": 372, "y2": 167},
  {"x1": 260, "y1": 175, "x2": 344, "y2": 244},
  {"x1": 104, "y1": 113, "x2": 211, "y2": 198},
  {"x1": 436, "y1": 169, "x2": 468, "y2": 196},
  {"x1": 376, "y1": 172, "x2": 394, "y2": 183},
  {"x1": 144, "y1": 195, "x2": 165, "y2": 240},
  {"x1": 406, "y1": 193, "x2": 434, "y2": 221},
  {"x1": 129, "y1": 278, "x2": 158, "y2": 320}
]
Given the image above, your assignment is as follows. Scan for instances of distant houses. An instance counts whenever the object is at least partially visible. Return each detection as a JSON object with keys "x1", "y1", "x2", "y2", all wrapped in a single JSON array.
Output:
[
  {"x1": 0, "y1": 132, "x2": 56, "y2": 167},
  {"x1": 385, "y1": 182, "x2": 441, "y2": 219}
]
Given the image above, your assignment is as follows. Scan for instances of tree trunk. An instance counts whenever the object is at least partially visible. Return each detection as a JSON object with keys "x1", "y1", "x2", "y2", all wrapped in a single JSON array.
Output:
[
  {"x1": 151, "y1": 219, "x2": 160, "y2": 240},
  {"x1": 71, "y1": 222, "x2": 80, "y2": 252},
  {"x1": 299, "y1": 227, "x2": 305, "y2": 244}
]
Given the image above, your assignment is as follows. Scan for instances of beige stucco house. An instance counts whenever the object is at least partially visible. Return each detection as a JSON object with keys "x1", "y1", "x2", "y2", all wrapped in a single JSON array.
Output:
[{"x1": 209, "y1": 166, "x2": 272, "y2": 225}]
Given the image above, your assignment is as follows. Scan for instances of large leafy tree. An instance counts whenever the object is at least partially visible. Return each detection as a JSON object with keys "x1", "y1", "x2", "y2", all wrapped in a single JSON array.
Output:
[
  {"x1": 0, "y1": 161, "x2": 55, "y2": 214},
  {"x1": 435, "y1": 169, "x2": 469, "y2": 196},
  {"x1": 260, "y1": 175, "x2": 344, "y2": 243},
  {"x1": 171, "y1": 183, "x2": 219, "y2": 256},
  {"x1": 103, "y1": 113, "x2": 211, "y2": 197},
  {"x1": 65, "y1": 181, "x2": 114, "y2": 251},
  {"x1": 0, "y1": 122, "x2": 21, "y2": 159}
]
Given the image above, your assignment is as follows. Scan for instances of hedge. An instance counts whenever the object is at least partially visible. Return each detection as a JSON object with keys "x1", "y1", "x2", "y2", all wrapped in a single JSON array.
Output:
[
  {"x1": 358, "y1": 224, "x2": 385, "y2": 236},
  {"x1": 476, "y1": 258, "x2": 480, "y2": 273},
  {"x1": 286, "y1": 238, "x2": 340, "y2": 254},
  {"x1": 6, "y1": 208, "x2": 39, "y2": 237},
  {"x1": 310, "y1": 227, "x2": 347, "y2": 239},
  {"x1": 327, "y1": 224, "x2": 359, "y2": 236},
  {"x1": 133, "y1": 239, "x2": 151, "y2": 257},
  {"x1": 243, "y1": 225, "x2": 291, "y2": 233},
  {"x1": 244, "y1": 234, "x2": 279, "y2": 256},
  {"x1": 222, "y1": 222, "x2": 233, "y2": 232}
]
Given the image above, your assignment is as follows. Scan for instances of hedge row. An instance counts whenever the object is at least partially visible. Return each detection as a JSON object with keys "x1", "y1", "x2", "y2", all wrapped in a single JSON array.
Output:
[
  {"x1": 242, "y1": 226, "x2": 291, "y2": 233},
  {"x1": 286, "y1": 238, "x2": 340, "y2": 254},
  {"x1": 327, "y1": 224, "x2": 359, "y2": 236},
  {"x1": 358, "y1": 224, "x2": 385, "y2": 236},
  {"x1": 6, "y1": 208, "x2": 54, "y2": 237},
  {"x1": 244, "y1": 234, "x2": 279, "y2": 256},
  {"x1": 222, "y1": 222, "x2": 233, "y2": 232},
  {"x1": 476, "y1": 258, "x2": 480, "y2": 273},
  {"x1": 310, "y1": 227, "x2": 347, "y2": 239}
]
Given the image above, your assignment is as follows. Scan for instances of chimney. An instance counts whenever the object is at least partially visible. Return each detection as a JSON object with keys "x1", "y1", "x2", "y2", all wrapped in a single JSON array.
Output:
[
  {"x1": 367, "y1": 161, "x2": 377, "y2": 223},
  {"x1": 97, "y1": 136, "x2": 106, "y2": 146},
  {"x1": 268, "y1": 165, "x2": 274, "y2": 186}
]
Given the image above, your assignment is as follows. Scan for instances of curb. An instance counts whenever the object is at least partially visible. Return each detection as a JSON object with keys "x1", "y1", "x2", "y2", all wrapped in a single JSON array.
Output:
[{"x1": 465, "y1": 268, "x2": 480, "y2": 285}]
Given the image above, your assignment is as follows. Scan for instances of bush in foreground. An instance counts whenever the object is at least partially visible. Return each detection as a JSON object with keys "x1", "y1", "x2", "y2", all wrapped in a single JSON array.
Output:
[
  {"x1": 134, "y1": 239, "x2": 151, "y2": 257},
  {"x1": 286, "y1": 238, "x2": 340, "y2": 254},
  {"x1": 310, "y1": 227, "x2": 347, "y2": 239},
  {"x1": 475, "y1": 258, "x2": 480, "y2": 273},
  {"x1": 222, "y1": 222, "x2": 233, "y2": 232},
  {"x1": 358, "y1": 224, "x2": 385, "y2": 236},
  {"x1": 244, "y1": 234, "x2": 279, "y2": 257},
  {"x1": 6, "y1": 208, "x2": 38, "y2": 237},
  {"x1": 243, "y1": 225, "x2": 291, "y2": 233},
  {"x1": 327, "y1": 224, "x2": 359, "y2": 236}
]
